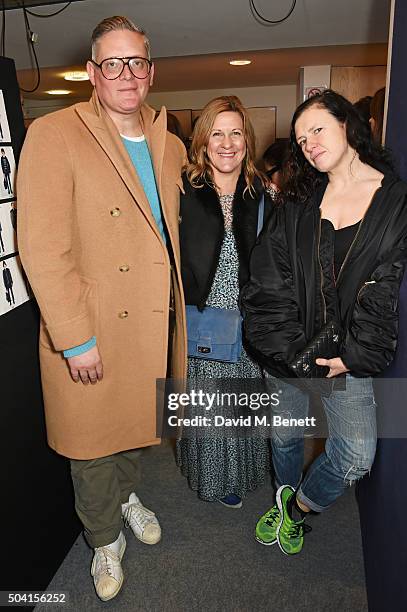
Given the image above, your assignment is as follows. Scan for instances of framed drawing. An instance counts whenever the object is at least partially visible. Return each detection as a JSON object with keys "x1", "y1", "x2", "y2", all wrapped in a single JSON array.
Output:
[{"x1": 0, "y1": 90, "x2": 11, "y2": 144}]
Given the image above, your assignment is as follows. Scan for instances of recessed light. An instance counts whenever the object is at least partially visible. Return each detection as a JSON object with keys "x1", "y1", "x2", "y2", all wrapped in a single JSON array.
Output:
[
  {"x1": 46, "y1": 89, "x2": 71, "y2": 95},
  {"x1": 63, "y1": 71, "x2": 89, "y2": 81},
  {"x1": 229, "y1": 60, "x2": 252, "y2": 66}
]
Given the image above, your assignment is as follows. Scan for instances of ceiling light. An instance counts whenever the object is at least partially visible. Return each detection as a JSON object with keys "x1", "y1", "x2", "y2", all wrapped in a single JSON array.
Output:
[
  {"x1": 63, "y1": 71, "x2": 89, "y2": 81},
  {"x1": 46, "y1": 89, "x2": 71, "y2": 95},
  {"x1": 229, "y1": 59, "x2": 251, "y2": 66}
]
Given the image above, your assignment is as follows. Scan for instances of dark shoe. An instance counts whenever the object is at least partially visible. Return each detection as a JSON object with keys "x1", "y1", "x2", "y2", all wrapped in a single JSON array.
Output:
[{"x1": 218, "y1": 493, "x2": 243, "y2": 508}]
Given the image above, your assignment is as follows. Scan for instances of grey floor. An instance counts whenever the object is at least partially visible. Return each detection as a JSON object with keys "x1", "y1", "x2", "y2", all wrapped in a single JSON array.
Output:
[{"x1": 37, "y1": 443, "x2": 368, "y2": 612}]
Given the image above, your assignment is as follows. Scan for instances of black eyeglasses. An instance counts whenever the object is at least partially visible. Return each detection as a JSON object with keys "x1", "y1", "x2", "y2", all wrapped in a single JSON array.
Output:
[{"x1": 90, "y1": 56, "x2": 152, "y2": 80}]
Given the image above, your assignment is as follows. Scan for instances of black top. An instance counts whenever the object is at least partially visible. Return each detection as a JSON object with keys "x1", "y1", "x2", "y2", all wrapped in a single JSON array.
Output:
[
  {"x1": 334, "y1": 220, "x2": 361, "y2": 280},
  {"x1": 323, "y1": 219, "x2": 360, "y2": 279},
  {"x1": 321, "y1": 218, "x2": 362, "y2": 281}
]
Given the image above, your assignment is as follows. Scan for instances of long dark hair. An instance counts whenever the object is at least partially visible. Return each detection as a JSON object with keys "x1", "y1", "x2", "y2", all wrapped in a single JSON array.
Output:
[{"x1": 283, "y1": 89, "x2": 393, "y2": 203}]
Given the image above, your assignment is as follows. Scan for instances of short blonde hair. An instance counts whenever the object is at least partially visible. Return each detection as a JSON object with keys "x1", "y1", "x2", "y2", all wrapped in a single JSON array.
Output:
[
  {"x1": 91, "y1": 16, "x2": 151, "y2": 60},
  {"x1": 186, "y1": 96, "x2": 265, "y2": 195}
]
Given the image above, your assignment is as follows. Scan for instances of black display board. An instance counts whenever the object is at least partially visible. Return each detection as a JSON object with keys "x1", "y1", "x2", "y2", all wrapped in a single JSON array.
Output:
[
  {"x1": 357, "y1": 2, "x2": 407, "y2": 609},
  {"x1": 0, "y1": 57, "x2": 80, "y2": 594}
]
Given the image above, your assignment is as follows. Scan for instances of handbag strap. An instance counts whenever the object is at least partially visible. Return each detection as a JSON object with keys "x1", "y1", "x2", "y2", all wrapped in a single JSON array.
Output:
[{"x1": 257, "y1": 193, "x2": 265, "y2": 237}]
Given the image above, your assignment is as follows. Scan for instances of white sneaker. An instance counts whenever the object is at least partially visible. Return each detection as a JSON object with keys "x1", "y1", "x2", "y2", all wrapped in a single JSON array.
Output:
[
  {"x1": 121, "y1": 492, "x2": 161, "y2": 545},
  {"x1": 91, "y1": 531, "x2": 126, "y2": 601}
]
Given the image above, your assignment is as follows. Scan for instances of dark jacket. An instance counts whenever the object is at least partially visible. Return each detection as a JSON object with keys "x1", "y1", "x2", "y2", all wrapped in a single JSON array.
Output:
[
  {"x1": 242, "y1": 171, "x2": 407, "y2": 378},
  {"x1": 1, "y1": 154, "x2": 10, "y2": 176},
  {"x1": 10, "y1": 207, "x2": 17, "y2": 232},
  {"x1": 180, "y1": 172, "x2": 273, "y2": 310},
  {"x1": 3, "y1": 267, "x2": 13, "y2": 289}
]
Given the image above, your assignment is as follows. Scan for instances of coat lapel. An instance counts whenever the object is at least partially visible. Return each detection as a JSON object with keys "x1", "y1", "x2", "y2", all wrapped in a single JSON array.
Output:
[
  {"x1": 75, "y1": 91, "x2": 162, "y2": 239},
  {"x1": 143, "y1": 104, "x2": 166, "y2": 199},
  {"x1": 142, "y1": 105, "x2": 174, "y2": 240}
]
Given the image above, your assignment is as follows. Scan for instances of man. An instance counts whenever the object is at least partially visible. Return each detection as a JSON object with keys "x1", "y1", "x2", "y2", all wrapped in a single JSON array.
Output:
[
  {"x1": 10, "y1": 201, "x2": 17, "y2": 233},
  {"x1": 2, "y1": 259, "x2": 14, "y2": 305},
  {"x1": 1, "y1": 148, "x2": 12, "y2": 195},
  {"x1": 17, "y1": 16, "x2": 186, "y2": 601}
]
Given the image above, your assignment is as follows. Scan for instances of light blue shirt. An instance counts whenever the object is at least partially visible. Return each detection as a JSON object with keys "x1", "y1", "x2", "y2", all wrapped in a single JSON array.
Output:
[{"x1": 122, "y1": 135, "x2": 167, "y2": 243}]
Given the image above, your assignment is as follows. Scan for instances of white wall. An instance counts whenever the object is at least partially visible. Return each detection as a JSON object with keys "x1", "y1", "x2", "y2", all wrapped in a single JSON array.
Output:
[
  {"x1": 147, "y1": 84, "x2": 296, "y2": 138},
  {"x1": 23, "y1": 83, "x2": 297, "y2": 138},
  {"x1": 23, "y1": 97, "x2": 86, "y2": 120},
  {"x1": 298, "y1": 65, "x2": 331, "y2": 104}
]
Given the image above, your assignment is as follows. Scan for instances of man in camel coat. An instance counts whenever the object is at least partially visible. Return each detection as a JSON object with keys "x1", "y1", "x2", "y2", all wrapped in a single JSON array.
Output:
[{"x1": 17, "y1": 16, "x2": 186, "y2": 601}]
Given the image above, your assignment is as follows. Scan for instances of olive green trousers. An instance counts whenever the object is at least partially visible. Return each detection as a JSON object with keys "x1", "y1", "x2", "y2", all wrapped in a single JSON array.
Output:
[{"x1": 70, "y1": 449, "x2": 141, "y2": 548}]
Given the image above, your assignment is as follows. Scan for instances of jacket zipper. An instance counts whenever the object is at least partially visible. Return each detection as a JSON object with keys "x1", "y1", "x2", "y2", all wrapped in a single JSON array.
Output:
[
  {"x1": 317, "y1": 215, "x2": 327, "y2": 324},
  {"x1": 335, "y1": 184, "x2": 381, "y2": 285},
  {"x1": 356, "y1": 280, "x2": 376, "y2": 305},
  {"x1": 335, "y1": 218, "x2": 365, "y2": 285}
]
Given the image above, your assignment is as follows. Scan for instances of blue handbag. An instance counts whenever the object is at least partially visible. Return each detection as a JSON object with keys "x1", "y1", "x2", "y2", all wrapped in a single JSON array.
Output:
[
  {"x1": 186, "y1": 305, "x2": 242, "y2": 362},
  {"x1": 185, "y1": 194, "x2": 265, "y2": 363}
]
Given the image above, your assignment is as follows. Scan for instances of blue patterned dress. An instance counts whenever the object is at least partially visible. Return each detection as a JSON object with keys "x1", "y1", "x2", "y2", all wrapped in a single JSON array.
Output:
[{"x1": 176, "y1": 194, "x2": 270, "y2": 500}]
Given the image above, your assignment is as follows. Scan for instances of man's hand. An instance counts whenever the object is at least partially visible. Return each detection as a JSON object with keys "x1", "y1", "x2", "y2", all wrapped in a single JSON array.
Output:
[
  {"x1": 316, "y1": 357, "x2": 349, "y2": 378},
  {"x1": 67, "y1": 345, "x2": 103, "y2": 384}
]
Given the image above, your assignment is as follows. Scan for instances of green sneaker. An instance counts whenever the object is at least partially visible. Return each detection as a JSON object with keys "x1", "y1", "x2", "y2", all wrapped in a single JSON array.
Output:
[
  {"x1": 255, "y1": 503, "x2": 281, "y2": 546},
  {"x1": 276, "y1": 484, "x2": 310, "y2": 555}
]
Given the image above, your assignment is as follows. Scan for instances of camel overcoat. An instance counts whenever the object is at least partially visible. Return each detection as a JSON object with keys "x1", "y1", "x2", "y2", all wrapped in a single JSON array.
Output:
[{"x1": 17, "y1": 91, "x2": 187, "y2": 460}]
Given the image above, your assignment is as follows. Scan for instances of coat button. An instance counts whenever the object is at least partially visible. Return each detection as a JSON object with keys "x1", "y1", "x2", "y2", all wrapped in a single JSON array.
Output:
[
  {"x1": 110, "y1": 207, "x2": 121, "y2": 217},
  {"x1": 118, "y1": 310, "x2": 128, "y2": 319},
  {"x1": 119, "y1": 264, "x2": 130, "y2": 272}
]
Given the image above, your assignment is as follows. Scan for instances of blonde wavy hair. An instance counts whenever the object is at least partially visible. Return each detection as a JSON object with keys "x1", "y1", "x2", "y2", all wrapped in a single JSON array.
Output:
[{"x1": 186, "y1": 96, "x2": 265, "y2": 195}]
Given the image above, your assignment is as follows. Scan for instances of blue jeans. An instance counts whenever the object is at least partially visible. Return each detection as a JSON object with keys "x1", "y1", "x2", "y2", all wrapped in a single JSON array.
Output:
[{"x1": 268, "y1": 375, "x2": 377, "y2": 512}]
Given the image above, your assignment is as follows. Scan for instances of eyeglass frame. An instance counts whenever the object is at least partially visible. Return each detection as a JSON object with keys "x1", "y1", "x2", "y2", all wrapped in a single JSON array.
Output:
[{"x1": 89, "y1": 56, "x2": 153, "y2": 80}]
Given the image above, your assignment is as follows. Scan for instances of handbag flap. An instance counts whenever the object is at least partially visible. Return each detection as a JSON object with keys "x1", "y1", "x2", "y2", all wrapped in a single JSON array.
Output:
[
  {"x1": 289, "y1": 321, "x2": 342, "y2": 378},
  {"x1": 186, "y1": 306, "x2": 242, "y2": 344}
]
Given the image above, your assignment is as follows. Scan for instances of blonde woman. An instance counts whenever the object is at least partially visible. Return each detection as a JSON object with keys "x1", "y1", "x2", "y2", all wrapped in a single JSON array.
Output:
[{"x1": 177, "y1": 96, "x2": 275, "y2": 507}]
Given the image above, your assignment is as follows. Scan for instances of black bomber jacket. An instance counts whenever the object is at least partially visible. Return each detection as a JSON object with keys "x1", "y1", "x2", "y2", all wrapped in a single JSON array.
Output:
[{"x1": 242, "y1": 170, "x2": 407, "y2": 378}]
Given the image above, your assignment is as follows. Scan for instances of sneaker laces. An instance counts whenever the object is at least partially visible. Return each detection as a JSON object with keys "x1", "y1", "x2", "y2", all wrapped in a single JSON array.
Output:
[
  {"x1": 123, "y1": 501, "x2": 155, "y2": 530},
  {"x1": 94, "y1": 547, "x2": 119, "y2": 578},
  {"x1": 285, "y1": 520, "x2": 312, "y2": 538},
  {"x1": 265, "y1": 506, "x2": 280, "y2": 527}
]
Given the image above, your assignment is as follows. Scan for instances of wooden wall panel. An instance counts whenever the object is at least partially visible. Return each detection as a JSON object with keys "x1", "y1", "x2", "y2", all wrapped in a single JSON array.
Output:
[
  {"x1": 247, "y1": 106, "x2": 276, "y2": 162},
  {"x1": 167, "y1": 109, "x2": 192, "y2": 140},
  {"x1": 331, "y1": 66, "x2": 387, "y2": 102}
]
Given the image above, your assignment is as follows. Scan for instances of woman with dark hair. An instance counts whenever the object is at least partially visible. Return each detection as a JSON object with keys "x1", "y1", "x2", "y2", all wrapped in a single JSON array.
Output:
[
  {"x1": 242, "y1": 89, "x2": 407, "y2": 553},
  {"x1": 353, "y1": 95, "x2": 372, "y2": 130},
  {"x1": 262, "y1": 139, "x2": 289, "y2": 189},
  {"x1": 177, "y1": 95, "x2": 274, "y2": 507}
]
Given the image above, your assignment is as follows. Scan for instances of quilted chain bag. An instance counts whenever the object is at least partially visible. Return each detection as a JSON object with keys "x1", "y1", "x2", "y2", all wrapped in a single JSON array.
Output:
[{"x1": 288, "y1": 320, "x2": 343, "y2": 394}]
